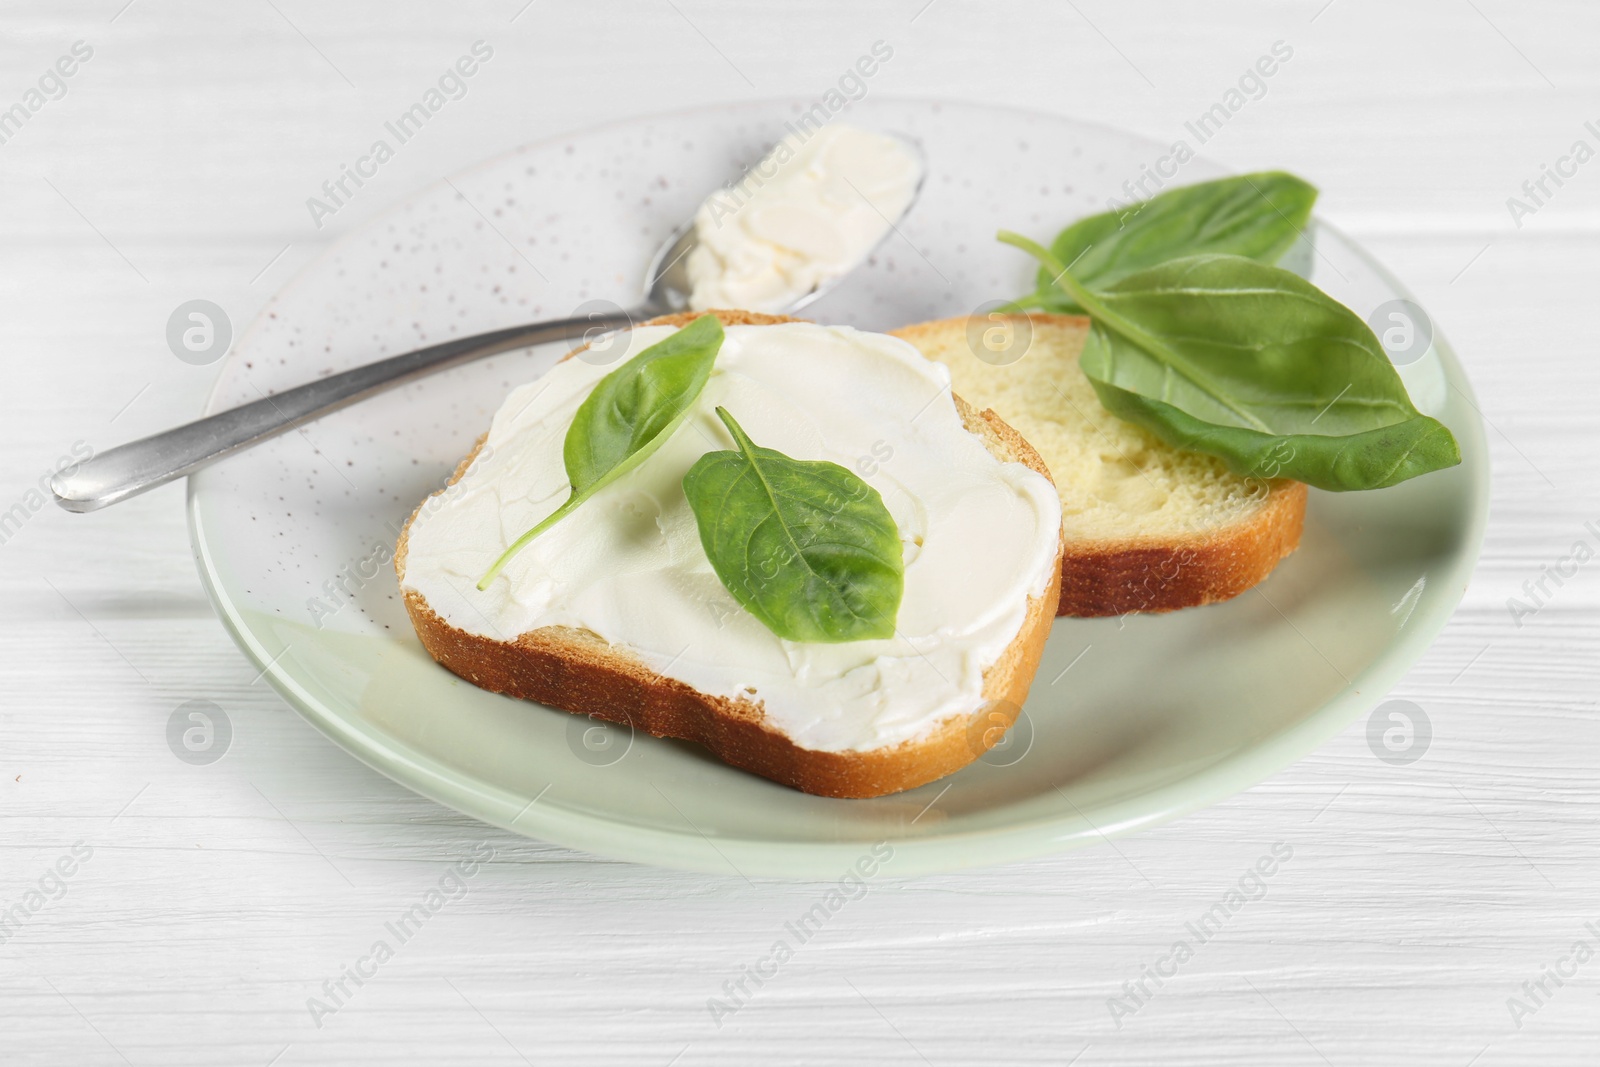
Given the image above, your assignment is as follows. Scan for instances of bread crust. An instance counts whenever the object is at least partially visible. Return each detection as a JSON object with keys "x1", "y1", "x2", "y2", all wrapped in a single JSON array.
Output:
[
  {"x1": 396, "y1": 310, "x2": 1064, "y2": 799},
  {"x1": 891, "y1": 313, "x2": 1306, "y2": 618},
  {"x1": 1052, "y1": 480, "x2": 1305, "y2": 617}
]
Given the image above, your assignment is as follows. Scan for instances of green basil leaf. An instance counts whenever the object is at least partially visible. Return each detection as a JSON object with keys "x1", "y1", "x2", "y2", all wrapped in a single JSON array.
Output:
[
  {"x1": 1001, "y1": 233, "x2": 1460, "y2": 491},
  {"x1": 477, "y1": 314, "x2": 724, "y2": 589},
  {"x1": 682, "y1": 407, "x2": 904, "y2": 643},
  {"x1": 1029, "y1": 171, "x2": 1317, "y2": 312}
]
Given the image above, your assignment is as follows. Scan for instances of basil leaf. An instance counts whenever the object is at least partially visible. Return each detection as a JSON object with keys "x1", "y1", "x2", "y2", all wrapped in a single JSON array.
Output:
[
  {"x1": 477, "y1": 314, "x2": 724, "y2": 589},
  {"x1": 683, "y1": 407, "x2": 904, "y2": 643},
  {"x1": 1028, "y1": 172, "x2": 1317, "y2": 312},
  {"x1": 1001, "y1": 233, "x2": 1460, "y2": 491}
]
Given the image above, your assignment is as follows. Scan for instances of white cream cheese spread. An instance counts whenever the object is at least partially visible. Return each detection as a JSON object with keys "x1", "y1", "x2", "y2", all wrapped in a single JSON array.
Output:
[
  {"x1": 685, "y1": 124, "x2": 922, "y2": 313},
  {"x1": 401, "y1": 322, "x2": 1060, "y2": 754}
]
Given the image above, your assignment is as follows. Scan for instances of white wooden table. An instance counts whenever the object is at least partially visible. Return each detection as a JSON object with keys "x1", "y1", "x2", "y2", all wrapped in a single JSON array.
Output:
[{"x1": 3, "y1": 1, "x2": 1595, "y2": 1063}]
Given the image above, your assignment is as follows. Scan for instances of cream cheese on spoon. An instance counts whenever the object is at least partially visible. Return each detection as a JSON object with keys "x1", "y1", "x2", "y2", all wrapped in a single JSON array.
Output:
[{"x1": 685, "y1": 124, "x2": 923, "y2": 313}]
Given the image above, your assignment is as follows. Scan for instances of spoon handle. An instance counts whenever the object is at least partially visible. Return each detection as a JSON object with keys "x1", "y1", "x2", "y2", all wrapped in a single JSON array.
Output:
[{"x1": 53, "y1": 309, "x2": 642, "y2": 513}]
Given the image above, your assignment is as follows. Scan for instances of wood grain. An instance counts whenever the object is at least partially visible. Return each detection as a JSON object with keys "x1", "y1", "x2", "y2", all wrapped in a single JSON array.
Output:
[{"x1": 2, "y1": 1, "x2": 1597, "y2": 1064}]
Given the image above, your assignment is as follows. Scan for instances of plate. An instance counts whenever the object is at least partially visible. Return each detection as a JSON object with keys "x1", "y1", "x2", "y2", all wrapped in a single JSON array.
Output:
[{"x1": 189, "y1": 98, "x2": 1488, "y2": 877}]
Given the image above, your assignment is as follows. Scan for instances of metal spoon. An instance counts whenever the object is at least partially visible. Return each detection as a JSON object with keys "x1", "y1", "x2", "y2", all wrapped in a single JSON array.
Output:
[{"x1": 51, "y1": 137, "x2": 924, "y2": 512}]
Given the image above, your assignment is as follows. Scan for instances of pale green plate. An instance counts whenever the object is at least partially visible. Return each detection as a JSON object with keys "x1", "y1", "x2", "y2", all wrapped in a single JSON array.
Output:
[{"x1": 189, "y1": 99, "x2": 1488, "y2": 877}]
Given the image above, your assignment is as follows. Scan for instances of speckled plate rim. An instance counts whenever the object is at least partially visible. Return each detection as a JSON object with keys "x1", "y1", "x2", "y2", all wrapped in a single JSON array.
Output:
[{"x1": 187, "y1": 96, "x2": 1490, "y2": 878}]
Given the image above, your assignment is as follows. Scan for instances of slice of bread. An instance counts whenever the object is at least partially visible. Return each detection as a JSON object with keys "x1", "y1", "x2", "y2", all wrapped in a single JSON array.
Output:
[
  {"x1": 892, "y1": 314, "x2": 1305, "y2": 617},
  {"x1": 396, "y1": 311, "x2": 1064, "y2": 799}
]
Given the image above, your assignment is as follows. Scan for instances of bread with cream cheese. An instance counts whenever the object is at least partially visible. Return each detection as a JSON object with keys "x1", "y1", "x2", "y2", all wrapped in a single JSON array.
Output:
[
  {"x1": 396, "y1": 311, "x2": 1064, "y2": 799},
  {"x1": 892, "y1": 313, "x2": 1305, "y2": 617}
]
